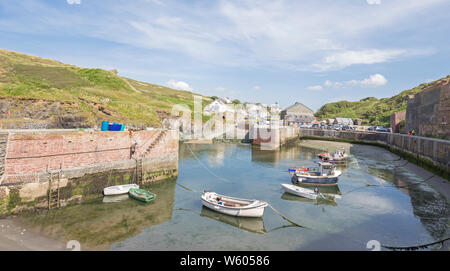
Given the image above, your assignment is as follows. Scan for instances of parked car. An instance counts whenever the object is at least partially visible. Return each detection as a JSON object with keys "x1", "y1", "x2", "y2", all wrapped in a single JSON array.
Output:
[
  {"x1": 327, "y1": 125, "x2": 333, "y2": 129},
  {"x1": 311, "y1": 123, "x2": 319, "y2": 129},
  {"x1": 375, "y1": 126, "x2": 389, "y2": 132},
  {"x1": 341, "y1": 125, "x2": 350, "y2": 130},
  {"x1": 333, "y1": 125, "x2": 340, "y2": 130}
]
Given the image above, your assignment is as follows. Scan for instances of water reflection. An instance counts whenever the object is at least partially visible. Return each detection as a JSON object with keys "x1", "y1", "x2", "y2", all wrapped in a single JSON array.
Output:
[
  {"x1": 20, "y1": 178, "x2": 178, "y2": 250},
  {"x1": 251, "y1": 145, "x2": 318, "y2": 166},
  {"x1": 200, "y1": 207, "x2": 266, "y2": 234}
]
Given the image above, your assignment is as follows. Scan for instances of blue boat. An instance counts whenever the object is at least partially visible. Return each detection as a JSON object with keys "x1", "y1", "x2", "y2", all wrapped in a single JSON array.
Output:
[{"x1": 290, "y1": 162, "x2": 341, "y2": 186}]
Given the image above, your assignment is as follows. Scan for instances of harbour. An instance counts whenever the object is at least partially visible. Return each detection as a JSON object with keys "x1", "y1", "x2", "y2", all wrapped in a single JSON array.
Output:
[{"x1": 1, "y1": 140, "x2": 448, "y2": 250}]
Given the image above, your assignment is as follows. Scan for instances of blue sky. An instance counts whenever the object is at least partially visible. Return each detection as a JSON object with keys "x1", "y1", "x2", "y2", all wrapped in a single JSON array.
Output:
[{"x1": 1, "y1": 0, "x2": 449, "y2": 111}]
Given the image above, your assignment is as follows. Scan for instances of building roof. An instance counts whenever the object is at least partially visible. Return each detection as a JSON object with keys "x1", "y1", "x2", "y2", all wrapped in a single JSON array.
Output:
[{"x1": 282, "y1": 102, "x2": 314, "y2": 114}]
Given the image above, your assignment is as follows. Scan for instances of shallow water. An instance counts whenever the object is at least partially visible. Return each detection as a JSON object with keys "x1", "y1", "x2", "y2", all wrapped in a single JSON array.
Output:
[{"x1": 21, "y1": 141, "x2": 449, "y2": 250}]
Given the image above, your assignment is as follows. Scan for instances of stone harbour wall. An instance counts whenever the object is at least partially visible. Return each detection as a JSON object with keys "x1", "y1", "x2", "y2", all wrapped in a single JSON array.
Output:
[
  {"x1": 0, "y1": 129, "x2": 179, "y2": 215},
  {"x1": 298, "y1": 128, "x2": 449, "y2": 176}
]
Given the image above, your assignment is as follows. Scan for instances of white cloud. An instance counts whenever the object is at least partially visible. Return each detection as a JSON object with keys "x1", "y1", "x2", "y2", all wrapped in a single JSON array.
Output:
[
  {"x1": 254, "y1": 86, "x2": 261, "y2": 91},
  {"x1": 166, "y1": 80, "x2": 193, "y2": 91},
  {"x1": 314, "y1": 49, "x2": 406, "y2": 71},
  {"x1": 324, "y1": 80, "x2": 343, "y2": 88},
  {"x1": 67, "y1": 0, "x2": 81, "y2": 5},
  {"x1": 307, "y1": 85, "x2": 323, "y2": 91},
  {"x1": 367, "y1": 0, "x2": 382, "y2": 5},
  {"x1": 314, "y1": 74, "x2": 388, "y2": 90},
  {"x1": 347, "y1": 74, "x2": 388, "y2": 88}
]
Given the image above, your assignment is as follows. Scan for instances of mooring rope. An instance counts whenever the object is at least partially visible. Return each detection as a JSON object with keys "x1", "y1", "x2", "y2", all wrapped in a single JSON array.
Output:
[
  {"x1": 175, "y1": 181, "x2": 307, "y2": 230},
  {"x1": 176, "y1": 182, "x2": 203, "y2": 193},
  {"x1": 267, "y1": 203, "x2": 308, "y2": 229},
  {"x1": 382, "y1": 237, "x2": 450, "y2": 251},
  {"x1": 185, "y1": 143, "x2": 233, "y2": 183}
]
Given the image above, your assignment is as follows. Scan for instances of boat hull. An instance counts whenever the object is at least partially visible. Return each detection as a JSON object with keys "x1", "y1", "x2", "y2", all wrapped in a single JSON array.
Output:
[
  {"x1": 281, "y1": 184, "x2": 318, "y2": 199},
  {"x1": 103, "y1": 184, "x2": 139, "y2": 196},
  {"x1": 128, "y1": 188, "x2": 157, "y2": 203},
  {"x1": 201, "y1": 192, "x2": 268, "y2": 218},
  {"x1": 291, "y1": 173, "x2": 340, "y2": 186}
]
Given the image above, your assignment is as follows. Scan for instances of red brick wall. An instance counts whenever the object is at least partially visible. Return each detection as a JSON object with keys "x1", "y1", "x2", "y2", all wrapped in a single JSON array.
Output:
[
  {"x1": 390, "y1": 110, "x2": 406, "y2": 133},
  {"x1": 5, "y1": 130, "x2": 178, "y2": 175}
]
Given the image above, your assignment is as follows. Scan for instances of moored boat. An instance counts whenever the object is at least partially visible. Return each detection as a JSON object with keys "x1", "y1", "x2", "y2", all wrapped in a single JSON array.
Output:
[
  {"x1": 319, "y1": 148, "x2": 348, "y2": 162},
  {"x1": 103, "y1": 184, "x2": 139, "y2": 196},
  {"x1": 290, "y1": 162, "x2": 342, "y2": 186},
  {"x1": 201, "y1": 191, "x2": 268, "y2": 218},
  {"x1": 281, "y1": 183, "x2": 319, "y2": 199},
  {"x1": 128, "y1": 188, "x2": 157, "y2": 203}
]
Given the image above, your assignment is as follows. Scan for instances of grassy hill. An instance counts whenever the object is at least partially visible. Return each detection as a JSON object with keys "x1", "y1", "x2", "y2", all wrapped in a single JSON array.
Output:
[
  {"x1": 315, "y1": 75, "x2": 450, "y2": 126},
  {"x1": 0, "y1": 49, "x2": 212, "y2": 129}
]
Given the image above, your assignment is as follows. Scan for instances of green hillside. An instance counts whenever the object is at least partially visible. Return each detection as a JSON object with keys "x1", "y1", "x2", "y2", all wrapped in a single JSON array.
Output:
[
  {"x1": 0, "y1": 49, "x2": 211, "y2": 129},
  {"x1": 315, "y1": 75, "x2": 450, "y2": 126}
]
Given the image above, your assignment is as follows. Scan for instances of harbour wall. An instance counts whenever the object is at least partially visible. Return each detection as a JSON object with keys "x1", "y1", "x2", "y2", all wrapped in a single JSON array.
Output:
[
  {"x1": 251, "y1": 126, "x2": 449, "y2": 177},
  {"x1": 0, "y1": 129, "x2": 179, "y2": 214},
  {"x1": 298, "y1": 128, "x2": 449, "y2": 177}
]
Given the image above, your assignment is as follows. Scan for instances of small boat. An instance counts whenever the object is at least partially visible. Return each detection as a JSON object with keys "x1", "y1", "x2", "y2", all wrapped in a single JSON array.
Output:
[
  {"x1": 318, "y1": 152, "x2": 330, "y2": 159},
  {"x1": 128, "y1": 188, "x2": 157, "y2": 203},
  {"x1": 103, "y1": 184, "x2": 139, "y2": 196},
  {"x1": 281, "y1": 183, "x2": 319, "y2": 199},
  {"x1": 201, "y1": 191, "x2": 268, "y2": 218},
  {"x1": 319, "y1": 148, "x2": 348, "y2": 162},
  {"x1": 290, "y1": 162, "x2": 342, "y2": 186}
]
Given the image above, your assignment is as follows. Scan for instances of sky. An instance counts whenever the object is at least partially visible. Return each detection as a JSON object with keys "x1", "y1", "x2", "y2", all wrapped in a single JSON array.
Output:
[{"x1": 1, "y1": 0, "x2": 449, "y2": 111}]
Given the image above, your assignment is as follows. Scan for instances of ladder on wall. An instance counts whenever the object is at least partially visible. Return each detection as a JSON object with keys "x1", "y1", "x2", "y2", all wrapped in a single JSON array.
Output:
[
  {"x1": 135, "y1": 158, "x2": 143, "y2": 185},
  {"x1": 48, "y1": 171, "x2": 61, "y2": 210}
]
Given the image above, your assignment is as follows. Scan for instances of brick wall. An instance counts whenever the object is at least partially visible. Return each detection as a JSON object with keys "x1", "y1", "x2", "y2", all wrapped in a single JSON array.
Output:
[
  {"x1": 4, "y1": 130, "x2": 178, "y2": 175},
  {"x1": 298, "y1": 128, "x2": 449, "y2": 171},
  {"x1": 390, "y1": 111, "x2": 406, "y2": 133},
  {"x1": 405, "y1": 79, "x2": 450, "y2": 138}
]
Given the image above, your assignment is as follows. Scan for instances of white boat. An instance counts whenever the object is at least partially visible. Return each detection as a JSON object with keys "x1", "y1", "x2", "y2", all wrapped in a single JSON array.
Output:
[
  {"x1": 281, "y1": 183, "x2": 319, "y2": 199},
  {"x1": 103, "y1": 184, "x2": 139, "y2": 196},
  {"x1": 201, "y1": 191, "x2": 268, "y2": 218}
]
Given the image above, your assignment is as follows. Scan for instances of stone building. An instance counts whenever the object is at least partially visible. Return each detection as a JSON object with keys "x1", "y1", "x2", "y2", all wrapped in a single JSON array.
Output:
[
  {"x1": 280, "y1": 102, "x2": 315, "y2": 125},
  {"x1": 405, "y1": 78, "x2": 450, "y2": 138},
  {"x1": 390, "y1": 111, "x2": 406, "y2": 133}
]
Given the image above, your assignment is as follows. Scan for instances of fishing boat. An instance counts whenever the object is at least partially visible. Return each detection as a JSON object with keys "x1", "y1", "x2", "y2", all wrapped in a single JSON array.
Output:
[
  {"x1": 128, "y1": 188, "x2": 157, "y2": 203},
  {"x1": 103, "y1": 184, "x2": 139, "y2": 196},
  {"x1": 290, "y1": 162, "x2": 342, "y2": 185},
  {"x1": 281, "y1": 183, "x2": 319, "y2": 199},
  {"x1": 319, "y1": 148, "x2": 348, "y2": 162},
  {"x1": 201, "y1": 191, "x2": 268, "y2": 218}
]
